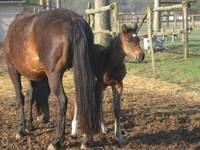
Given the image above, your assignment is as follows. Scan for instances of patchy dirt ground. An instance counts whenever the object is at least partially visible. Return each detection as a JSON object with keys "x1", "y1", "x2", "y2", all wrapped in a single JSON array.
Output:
[{"x1": 0, "y1": 56, "x2": 200, "y2": 150}]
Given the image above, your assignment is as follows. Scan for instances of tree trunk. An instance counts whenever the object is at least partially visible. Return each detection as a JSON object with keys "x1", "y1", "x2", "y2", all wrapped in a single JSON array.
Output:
[
  {"x1": 94, "y1": 0, "x2": 111, "y2": 46},
  {"x1": 153, "y1": 0, "x2": 161, "y2": 32}
]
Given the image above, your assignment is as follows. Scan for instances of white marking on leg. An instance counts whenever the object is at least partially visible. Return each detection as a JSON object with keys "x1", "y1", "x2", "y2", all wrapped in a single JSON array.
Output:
[
  {"x1": 101, "y1": 122, "x2": 107, "y2": 134},
  {"x1": 112, "y1": 83, "x2": 125, "y2": 142},
  {"x1": 71, "y1": 102, "x2": 78, "y2": 136},
  {"x1": 71, "y1": 119, "x2": 77, "y2": 136}
]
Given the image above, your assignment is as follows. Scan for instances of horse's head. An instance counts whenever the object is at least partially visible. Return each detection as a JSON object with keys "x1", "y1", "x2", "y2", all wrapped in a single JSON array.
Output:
[{"x1": 120, "y1": 24, "x2": 145, "y2": 62}]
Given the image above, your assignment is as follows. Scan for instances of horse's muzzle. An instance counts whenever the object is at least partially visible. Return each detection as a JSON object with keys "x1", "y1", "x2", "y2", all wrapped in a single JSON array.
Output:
[{"x1": 137, "y1": 52, "x2": 145, "y2": 62}]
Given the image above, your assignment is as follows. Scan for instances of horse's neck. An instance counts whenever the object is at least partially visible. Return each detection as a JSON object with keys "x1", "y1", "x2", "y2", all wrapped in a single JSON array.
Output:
[
  {"x1": 94, "y1": 45, "x2": 110, "y2": 76},
  {"x1": 107, "y1": 36, "x2": 125, "y2": 70},
  {"x1": 94, "y1": 37, "x2": 126, "y2": 79}
]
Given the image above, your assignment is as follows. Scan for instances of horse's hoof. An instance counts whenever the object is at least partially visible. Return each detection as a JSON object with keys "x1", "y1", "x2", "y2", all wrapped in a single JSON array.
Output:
[
  {"x1": 15, "y1": 129, "x2": 26, "y2": 140},
  {"x1": 27, "y1": 123, "x2": 34, "y2": 131},
  {"x1": 71, "y1": 133, "x2": 77, "y2": 139},
  {"x1": 47, "y1": 143, "x2": 56, "y2": 150},
  {"x1": 36, "y1": 115, "x2": 43, "y2": 122},
  {"x1": 15, "y1": 132, "x2": 25, "y2": 140},
  {"x1": 15, "y1": 133, "x2": 22, "y2": 140},
  {"x1": 101, "y1": 127, "x2": 108, "y2": 134},
  {"x1": 37, "y1": 115, "x2": 49, "y2": 124},
  {"x1": 80, "y1": 143, "x2": 87, "y2": 150},
  {"x1": 117, "y1": 138, "x2": 128, "y2": 145},
  {"x1": 42, "y1": 116, "x2": 49, "y2": 124}
]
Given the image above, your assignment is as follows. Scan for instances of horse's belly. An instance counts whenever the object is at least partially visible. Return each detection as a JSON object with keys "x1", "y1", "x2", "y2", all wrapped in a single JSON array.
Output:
[
  {"x1": 12, "y1": 55, "x2": 46, "y2": 81},
  {"x1": 20, "y1": 69, "x2": 45, "y2": 81}
]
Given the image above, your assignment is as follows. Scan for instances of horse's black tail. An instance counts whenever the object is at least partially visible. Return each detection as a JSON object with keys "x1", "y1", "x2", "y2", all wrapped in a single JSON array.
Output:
[{"x1": 72, "y1": 18, "x2": 101, "y2": 135}]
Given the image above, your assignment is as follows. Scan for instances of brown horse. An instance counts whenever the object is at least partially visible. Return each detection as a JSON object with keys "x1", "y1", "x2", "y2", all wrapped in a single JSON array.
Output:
[
  {"x1": 4, "y1": 9, "x2": 102, "y2": 150},
  {"x1": 71, "y1": 24, "x2": 145, "y2": 146}
]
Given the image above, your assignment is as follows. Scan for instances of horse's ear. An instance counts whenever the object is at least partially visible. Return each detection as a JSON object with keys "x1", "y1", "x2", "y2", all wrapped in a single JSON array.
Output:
[
  {"x1": 133, "y1": 23, "x2": 138, "y2": 33},
  {"x1": 122, "y1": 24, "x2": 127, "y2": 34}
]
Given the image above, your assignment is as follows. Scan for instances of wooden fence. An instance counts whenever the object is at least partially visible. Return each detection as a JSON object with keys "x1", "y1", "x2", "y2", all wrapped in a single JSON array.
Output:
[
  {"x1": 190, "y1": 14, "x2": 200, "y2": 28},
  {"x1": 85, "y1": 2, "x2": 119, "y2": 38},
  {"x1": 143, "y1": 0, "x2": 189, "y2": 77},
  {"x1": 119, "y1": 14, "x2": 146, "y2": 26},
  {"x1": 119, "y1": 13, "x2": 200, "y2": 29}
]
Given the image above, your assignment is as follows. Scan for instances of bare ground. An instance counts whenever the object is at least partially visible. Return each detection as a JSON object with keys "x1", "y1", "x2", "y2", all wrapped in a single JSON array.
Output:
[{"x1": 0, "y1": 57, "x2": 200, "y2": 150}]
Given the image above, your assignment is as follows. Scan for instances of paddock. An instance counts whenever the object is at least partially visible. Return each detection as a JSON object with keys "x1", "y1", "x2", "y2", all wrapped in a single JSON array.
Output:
[
  {"x1": 0, "y1": 46, "x2": 200, "y2": 149},
  {"x1": 1, "y1": 0, "x2": 200, "y2": 149}
]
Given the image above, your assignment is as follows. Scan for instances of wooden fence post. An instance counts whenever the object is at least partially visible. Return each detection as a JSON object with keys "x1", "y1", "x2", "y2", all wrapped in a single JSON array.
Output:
[
  {"x1": 33, "y1": 8, "x2": 36, "y2": 14},
  {"x1": 46, "y1": 0, "x2": 51, "y2": 10},
  {"x1": 172, "y1": 28, "x2": 175, "y2": 42},
  {"x1": 113, "y1": 2, "x2": 119, "y2": 35},
  {"x1": 174, "y1": 13, "x2": 177, "y2": 27},
  {"x1": 85, "y1": 2, "x2": 94, "y2": 30},
  {"x1": 56, "y1": 0, "x2": 61, "y2": 8},
  {"x1": 166, "y1": 11, "x2": 170, "y2": 26},
  {"x1": 182, "y1": 0, "x2": 189, "y2": 58},
  {"x1": 94, "y1": 0, "x2": 112, "y2": 46},
  {"x1": 191, "y1": 15, "x2": 195, "y2": 29},
  {"x1": 147, "y1": 7, "x2": 156, "y2": 78},
  {"x1": 85, "y1": 3, "x2": 90, "y2": 23},
  {"x1": 153, "y1": 0, "x2": 161, "y2": 32}
]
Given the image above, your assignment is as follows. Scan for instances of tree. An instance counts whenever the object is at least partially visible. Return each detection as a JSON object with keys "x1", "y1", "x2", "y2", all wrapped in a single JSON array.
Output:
[{"x1": 94, "y1": 0, "x2": 112, "y2": 46}]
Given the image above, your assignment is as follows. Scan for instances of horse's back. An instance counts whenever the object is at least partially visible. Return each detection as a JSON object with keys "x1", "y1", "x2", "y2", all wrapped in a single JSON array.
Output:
[{"x1": 5, "y1": 9, "x2": 79, "y2": 80}]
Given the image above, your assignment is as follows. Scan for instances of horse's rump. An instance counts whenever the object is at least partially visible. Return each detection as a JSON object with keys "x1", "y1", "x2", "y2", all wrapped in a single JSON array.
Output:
[{"x1": 4, "y1": 9, "x2": 80, "y2": 80}]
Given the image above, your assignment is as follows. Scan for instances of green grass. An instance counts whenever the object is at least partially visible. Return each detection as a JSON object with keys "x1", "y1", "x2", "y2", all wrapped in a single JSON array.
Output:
[{"x1": 126, "y1": 27, "x2": 200, "y2": 92}]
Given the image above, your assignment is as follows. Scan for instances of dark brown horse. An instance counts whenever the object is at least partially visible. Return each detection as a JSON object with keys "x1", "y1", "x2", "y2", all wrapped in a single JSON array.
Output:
[
  {"x1": 4, "y1": 9, "x2": 102, "y2": 150},
  {"x1": 71, "y1": 24, "x2": 145, "y2": 146}
]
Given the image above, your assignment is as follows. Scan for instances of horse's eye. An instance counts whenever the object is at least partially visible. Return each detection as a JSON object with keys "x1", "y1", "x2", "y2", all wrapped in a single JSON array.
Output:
[{"x1": 127, "y1": 39, "x2": 131, "y2": 43}]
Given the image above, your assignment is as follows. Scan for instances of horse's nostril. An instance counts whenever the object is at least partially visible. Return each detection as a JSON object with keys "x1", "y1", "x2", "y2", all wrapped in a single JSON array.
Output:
[{"x1": 142, "y1": 53, "x2": 145, "y2": 60}]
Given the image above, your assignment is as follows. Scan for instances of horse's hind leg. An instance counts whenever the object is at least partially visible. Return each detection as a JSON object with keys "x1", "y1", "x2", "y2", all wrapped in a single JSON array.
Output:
[
  {"x1": 71, "y1": 82, "x2": 107, "y2": 139},
  {"x1": 7, "y1": 63, "x2": 25, "y2": 139},
  {"x1": 112, "y1": 82, "x2": 127, "y2": 144},
  {"x1": 71, "y1": 103, "x2": 92, "y2": 150},
  {"x1": 98, "y1": 83, "x2": 107, "y2": 134},
  {"x1": 71, "y1": 100, "x2": 78, "y2": 137},
  {"x1": 47, "y1": 73, "x2": 67, "y2": 150},
  {"x1": 35, "y1": 79, "x2": 50, "y2": 124},
  {"x1": 27, "y1": 80, "x2": 36, "y2": 131}
]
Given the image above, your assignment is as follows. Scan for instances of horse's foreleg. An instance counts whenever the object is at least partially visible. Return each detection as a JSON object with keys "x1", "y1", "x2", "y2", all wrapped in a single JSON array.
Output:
[
  {"x1": 100, "y1": 105, "x2": 107, "y2": 134},
  {"x1": 71, "y1": 100, "x2": 78, "y2": 137},
  {"x1": 7, "y1": 63, "x2": 25, "y2": 139},
  {"x1": 47, "y1": 73, "x2": 67, "y2": 150},
  {"x1": 112, "y1": 82, "x2": 127, "y2": 144},
  {"x1": 27, "y1": 81, "x2": 36, "y2": 131},
  {"x1": 99, "y1": 86, "x2": 107, "y2": 134}
]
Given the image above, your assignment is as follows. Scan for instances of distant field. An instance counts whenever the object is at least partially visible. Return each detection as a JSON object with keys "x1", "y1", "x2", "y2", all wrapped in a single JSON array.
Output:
[{"x1": 126, "y1": 26, "x2": 200, "y2": 92}]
